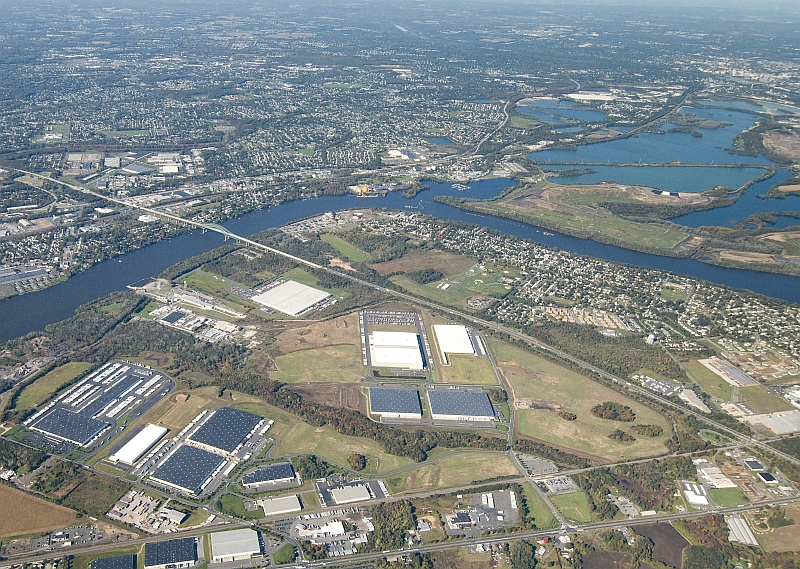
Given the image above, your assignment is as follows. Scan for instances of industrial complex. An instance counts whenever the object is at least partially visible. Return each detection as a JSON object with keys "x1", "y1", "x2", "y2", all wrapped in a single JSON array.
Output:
[
  {"x1": 24, "y1": 361, "x2": 172, "y2": 448},
  {"x1": 433, "y1": 324, "x2": 477, "y2": 364},
  {"x1": 186, "y1": 407, "x2": 264, "y2": 455},
  {"x1": 109, "y1": 424, "x2": 168, "y2": 465},
  {"x1": 242, "y1": 462, "x2": 298, "y2": 490},
  {"x1": 149, "y1": 444, "x2": 228, "y2": 496},
  {"x1": 367, "y1": 330, "x2": 425, "y2": 370}
]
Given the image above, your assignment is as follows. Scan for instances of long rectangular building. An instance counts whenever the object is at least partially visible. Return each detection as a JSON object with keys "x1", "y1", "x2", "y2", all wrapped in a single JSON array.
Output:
[
  {"x1": 150, "y1": 444, "x2": 227, "y2": 496},
  {"x1": 187, "y1": 407, "x2": 263, "y2": 455},
  {"x1": 210, "y1": 529, "x2": 261, "y2": 563},
  {"x1": 251, "y1": 280, "x2": 330, "y2": 317},
  {"x1": 427, "y1": 389, "x2": 496, "y2": 422},
  {"x1": 368, "y1": 388, "x2": 422, "y2": 420},
  {"x1": 144, "y1": 538, "x2": 197, "y2": 569},
  {"x1": 109, "y1": 424, "x2": 168, "y2": 465}
]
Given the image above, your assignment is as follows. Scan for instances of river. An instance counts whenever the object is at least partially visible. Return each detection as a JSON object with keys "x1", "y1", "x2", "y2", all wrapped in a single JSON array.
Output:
[{"x1": 2, "y1": 177, "x2": 800, "y2": 343}]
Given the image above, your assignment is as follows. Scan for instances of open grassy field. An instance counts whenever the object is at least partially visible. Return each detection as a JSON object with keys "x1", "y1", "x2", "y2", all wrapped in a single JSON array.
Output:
[
  {"x1": 682, "y1": 359, "x2": 732, "y2": 401},
  {"x1": 273, "y1": 543, "x2": 296, "y2": 565},
  {"x1": 521, "y1": 483, "x2": 558, "y2": 529},
  {"x1": 181, "y1": 270, "x2": 253, "y2": 314},
  {"x1": 550, "y1": 491, "x2": 592, "y2": 524},
  {"x1": 270, "y1": 419, "x2": 414, "y2": 474},
  {"x1": 758, "y1": 507, "x2": 800, "y2": 552},
  {"x1": 13, "y1": 362, "x2": 92, "y2": 410},
  {"x1": 709, "y1": 487, "x2": 748, "y2": 507},
  {"x1": 386, "y1": 452, "x2": 518, "y2": 494},
  {"x1": 274, "y1": 314, "x2": 360, "y2": 354},
  {"x1": 217, "y1": 494, "x2": 263, "y2": 519},
  {"x1": 321, "y1": 233, "x2": 368, "y2": 262},
  {"x1": 437, "y1": 354, "x2": 498, "y2": 385},
  {"x1": 431, "y1": 548, "x2": 493, "y2": 569},
  {"x1": 271, "y1": 344, "x2": 364, "y2": 383},
  {"x1": 492, "y1": 340, "x2": 670, "y2": 461},
  {"x1": 368, "y1": 249, "x2": 476, "y2": 276},
  {"x1": 0, "y1": 485, "x2": 79, "y2": 538},
  {"x1": 459, "y1": 185, "x2": 690, "y2": 254},
  {"x1": 741, "y1": 385, "x2": 795, "y2": 414}
]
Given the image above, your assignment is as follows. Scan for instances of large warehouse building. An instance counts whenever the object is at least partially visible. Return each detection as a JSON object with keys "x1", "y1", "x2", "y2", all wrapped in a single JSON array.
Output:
[
  {"x1": 109, "y1": 424, "x2": 168, "y2": 465},
  {"x1": 368, "y1": 331, "x2": 425, "y2": 370},
  {"x1": 210, "y1": 529, "x2": 262, "y2": 563},
  {"x1": 149, "y1": 444, "x2": 227, "y2": 496},
  {"x1": 368, "y1": 388, "x2": 422, "y2": 420},
  {"x1": 427, "y1": 389, "x2": 496, "y2": 422},
  {"x1": 433, "y1": 325, "x2": 475, "y2": 364},
  {"x1": 187, "y1": 407, "x2": 263, "y2": 455},
  {"x1": 242, "y1": 463, "x2": 297, "y2": 490},
  {"x1": 251, "y1": 280, "x2": 330, "y2": 317},
  {"x1": 259, "y1": 495, "x2": 303, "y2": 517},
  {"x1": 144, "y1": 538, "x2": 197, "y2": 569},
  {"x1": 30, "y1": 408, "x2": 110, "y2": 447}
]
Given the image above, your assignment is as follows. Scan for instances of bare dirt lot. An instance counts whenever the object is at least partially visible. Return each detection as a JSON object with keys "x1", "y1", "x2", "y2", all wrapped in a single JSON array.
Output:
[
  {"x1": 368, "y1": 250, "x2": 476, "y2": 276},
  {"x1": 0, "y1": 485, "x2": 78, "y2": 538},
  {"x1": 763, "y1": 130, "x2": 800, "y2": 162},
  {"x1": 718, "y1": 250, "x2": 778, "y2": 264}
]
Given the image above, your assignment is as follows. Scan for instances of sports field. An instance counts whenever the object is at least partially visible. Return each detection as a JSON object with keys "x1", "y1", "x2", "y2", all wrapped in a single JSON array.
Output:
[
  {"x1": 492, "y1": 340, "x2": 670, "y2": 461},
  {"x1": 13, "y1": 362, "x2": 92, "y2": 411},
  {"x1": 709, "y1": 487, "x2": 748, "y2": 507},
  {"x1": 0, "y1": 485, "x2": 78, "y2": 538}
]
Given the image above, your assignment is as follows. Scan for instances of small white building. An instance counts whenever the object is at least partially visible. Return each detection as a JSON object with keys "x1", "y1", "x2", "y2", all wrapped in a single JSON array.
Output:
[{"x1": 259, "y1": 495, "x2": 302, "y2": 517}]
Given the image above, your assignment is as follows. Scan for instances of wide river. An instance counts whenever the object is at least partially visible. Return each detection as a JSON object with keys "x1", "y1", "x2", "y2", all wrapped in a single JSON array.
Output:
[{"x1": 1, "y1": 176, "x2": 799, "y2": 343}]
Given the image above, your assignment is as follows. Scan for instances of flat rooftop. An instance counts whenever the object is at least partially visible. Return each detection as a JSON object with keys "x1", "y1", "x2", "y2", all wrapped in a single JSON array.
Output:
[
  {"x1": 91, "y1": 555, "x2": 136, "y2": 569},
  {"x1": 330, "y1": 484, "x2": 372, "y2": 504},
  {"x1": 31, "y1": 408, "x2": 110, "y2": 446},
  {"x1": 150, "y1": 444, "x2": 226, "y2": 495},
  {"x1": 110, "y1": 424, "x2": 168, "y2": 465},
  {"x1": 259, "y1": 494, "x2": 302, "y2": 516},
  {"x1": 243, "y1": 463, "x2": 295, "y2": 485},
  {"x1": 210, "y1": 529, "x2": 261, "y2": 559},
  {"x1": 251, "y1": 280, "x2": 330, "y2": 317},
  {"x1": 369, "y1": 388, "x2": 422, "y2": 415},
  {"x1": 427, "y1": 389, "x2": 495, "y2": 419},
  {"x1": 188, "y1": 407, "x2": 262, "y2": 454},
  {"x1": 144, "y1": 538, "x2": 196, "y2": 568}
]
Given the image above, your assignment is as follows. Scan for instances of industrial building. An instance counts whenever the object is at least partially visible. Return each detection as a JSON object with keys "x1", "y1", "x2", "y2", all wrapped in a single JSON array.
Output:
[
  {"x1": 210, "y1": 529, "x2": 262, "y2": 563},
  {"x1": 30, "y1": 408, "x2": 110, "y2": 447},
  {"x1": 144, "y1": 538, "x2": 197, "y2": 569},
  {"x1": 259, "y1": 495, "x2": 303, "y2": 517},
  {"x1": 149, "y1": 444, "x2": 227, "y2": 496},
  {"x1": 91, "y1": 555, "x2": 136, "y2": 569},
  {"x1": 433, "y1": 325, "x2": 476, "y2": 364},
  {"x1": 368, "y1": 331, "x2": 424, "y2": 370},
  {"x1": 368, "y1": 388, "x2": 422, "y2": 420},
  {"x1": 109, "y1": 424, "x2": 168, "y2": 465},
  {"x1": 187, "y1": 407, "x2": 263, "y2": 455},
  {"x1": 330, "y1": 484, "x2": 373, "y2": 505},
  {"x1": 242, "y1": 463, "x2": 297, "y2": 489},
  {"x1": 251, "y1": 280, "x2": 330, "y2": 317},
  {"x1": 427, "y1": 389, "x2": 496, "y2": 422}
]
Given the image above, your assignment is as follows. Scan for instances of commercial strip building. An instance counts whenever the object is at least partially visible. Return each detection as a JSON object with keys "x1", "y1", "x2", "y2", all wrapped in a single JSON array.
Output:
[
  {"x1": 251, "y1": 280, "x2": 330, "y2": 317},
  {"x1": 368, "y1": 331, "x2": 425, "y2": 370},
  {"x1": 368, "y1": 388, "x2": 422, "y2": 420},
  {"x1": 432, "y1": 324, "x2": 476, "y2": 364},
  {"x1": 109, "y1": 424, "x2": 168, "y2": 465},
  {"x1": 209, "y1": 529, "x2": 262, "y2": 563},
  {"x1": 144, "y1": 538, "x2": 197, "y2": 569}
]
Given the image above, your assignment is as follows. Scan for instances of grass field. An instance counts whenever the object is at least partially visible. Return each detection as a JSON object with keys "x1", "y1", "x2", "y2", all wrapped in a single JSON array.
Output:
[
  {"x1": 709, "y1": 487, "x2": 748, "y2": 507},
  {"x1": 521, "y1": 483, "x2": 558, "y2": 530},
  {"x1": 13, "y1": 362, "x2": 92, "y2": 410},
  {"x1": 273, "y1": 313, "x2": 360, "y2": 354},
  {"x1": 271, "y1": 344, "x2": 364, "y2": 383},
  {"x1": 550, "y1": 491, "x2": 592, "y2": 524},
  {"x1": 321, "y1": 233, "x2": 368, "y2": 262},
  {"x1": 386, "y1": 452, "x2": 518, "y2": 494},
  {"x1": 468, "y1": 188, "x2": 690, "y2": 254},
  {"x1": 273, "y1": 543, "x2": 296, "y2": 565},
  {"x1": 492, "y1": 340, "x2": 670, "y2": 461},
  {"x1": 758, "y1": 507, "x2": 800, "y2": 552},
  {"x1": 437, "y1": 354, "x2": 498, "y2": 385},
  {"x1": 741, "y1": 385, "x2": 795, "y2": 414},
  {"x1": 682, "y1": 360, "x2": 731, "y2": 401},
  {"x1": 217, "y1": 494, "x2": 263, "y2": 519},
  {"x1": 0, "y1": 485, "x2": 79, "y2": 538},
  {"x1": 431, "y1": 548, "x2": 493, "y2": 569},
  {"x1": 270, "y1": 420, "x2": 414, "y2": 474},
  {"x1": 368, "y1": 250, "x2": 476, "y2": 277}
]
